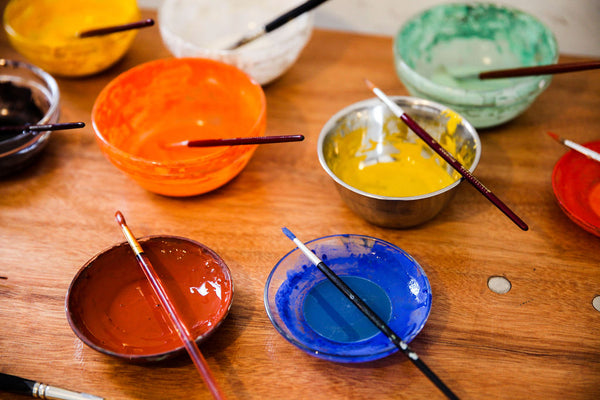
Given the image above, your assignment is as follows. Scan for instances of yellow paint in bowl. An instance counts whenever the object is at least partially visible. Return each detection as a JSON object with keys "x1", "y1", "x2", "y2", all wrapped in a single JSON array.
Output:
[
  {"x1": 325, "y1": 110, "x2": 465, "y2": 197},
  {"x1": 4, "y1": 0, "x2": 140, "y2": 77}
]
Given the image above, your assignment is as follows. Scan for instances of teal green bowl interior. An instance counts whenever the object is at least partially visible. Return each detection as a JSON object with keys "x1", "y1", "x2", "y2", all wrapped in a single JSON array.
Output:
[{"x1": 394, "y1": 3, "x2": 558, "y2": 128}]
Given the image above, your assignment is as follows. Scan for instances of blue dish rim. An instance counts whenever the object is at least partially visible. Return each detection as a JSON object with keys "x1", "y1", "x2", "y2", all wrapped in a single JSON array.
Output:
[{"x1": 264, "y1": 234, "x2": 432, "y2": 363}]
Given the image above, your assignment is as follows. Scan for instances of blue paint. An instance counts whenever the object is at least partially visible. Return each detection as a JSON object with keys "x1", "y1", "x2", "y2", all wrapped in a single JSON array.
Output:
[
  {"x1": 303, "y1": 276, "x2": 392, "y2": 343},
  {"x1": 268, "y1": 234, "x2": 432, "y2": 363},
  {"x1": 281, "y1": 227, "x2": 295, "y2": 241}
]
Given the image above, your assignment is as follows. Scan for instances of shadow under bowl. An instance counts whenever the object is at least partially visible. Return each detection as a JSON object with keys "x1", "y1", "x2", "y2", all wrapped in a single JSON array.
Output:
[
  {"x1": 0, "y1": 59, "x2": 59, "y2": 177},
  {"x1": 66, "y1": 235, "x2": 234, "y2": 362},
  {"x1": 264, "y1": 234, "x2": 432, "y2": 363},
  {"x1": 394, "y1": 3, "x2": 558, "y2": 128},
  {"x1": 318, "y1": 96, "x2": 481, "y2": 228}
]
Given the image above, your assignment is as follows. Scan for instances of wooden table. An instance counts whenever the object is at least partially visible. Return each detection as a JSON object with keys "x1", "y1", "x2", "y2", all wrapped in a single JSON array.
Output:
[{"x1": 1, "y1": 8, "x2": 599, "y2": 400}]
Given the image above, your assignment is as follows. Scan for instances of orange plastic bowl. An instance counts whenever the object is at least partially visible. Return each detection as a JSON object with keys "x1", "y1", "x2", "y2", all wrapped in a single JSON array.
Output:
[{"x1": 92, "y1": 58, "x2": 266, "y2": 196}]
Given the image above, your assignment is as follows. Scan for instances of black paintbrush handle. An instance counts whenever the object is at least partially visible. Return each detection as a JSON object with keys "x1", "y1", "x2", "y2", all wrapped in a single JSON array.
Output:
[
  {"x1": 315, "y1": 261, "x2": 460, "y2": 400},
  {"x1": 265, "y1": 0, "x2": 329, "y2": 32},
  {"x1": 0, "y1": 122, "x2": 85, "y2": 133},
  {"x1": 0, "y1": 372, "x2": 35, "y2": 396}
]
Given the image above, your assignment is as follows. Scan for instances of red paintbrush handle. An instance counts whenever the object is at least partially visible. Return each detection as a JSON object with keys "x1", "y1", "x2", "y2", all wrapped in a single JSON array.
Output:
[
  {"x1": 479, "y1": 60, "x2": 600, "y2": 79},
  {"x1": 400, "y1": 114, "x2": 529, "y2": 231},
  {"x1": 187, "y1": 134, "x2": 304, "y2": 147}
]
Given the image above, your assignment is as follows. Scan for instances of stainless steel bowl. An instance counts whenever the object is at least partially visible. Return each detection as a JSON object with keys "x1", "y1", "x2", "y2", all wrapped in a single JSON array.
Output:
[{"x1": 318, "y1": 96, "x2": 481, "y2": 228}]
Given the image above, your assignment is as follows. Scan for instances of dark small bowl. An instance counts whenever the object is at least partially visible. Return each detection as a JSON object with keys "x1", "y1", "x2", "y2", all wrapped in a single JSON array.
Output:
[
  {"x1": 0, "y1": 59, "x2": 59, "y2": 177},
  {"x1": 264, "y1": 234, "x2": 432, "y2": 363},
  {"x1": 66, "y1": 235, "x2": 234, "y2": 362}
]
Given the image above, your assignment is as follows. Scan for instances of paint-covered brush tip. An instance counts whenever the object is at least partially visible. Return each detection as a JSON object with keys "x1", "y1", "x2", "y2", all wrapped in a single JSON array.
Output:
[
  {"x1": 547, "y1": 132, "x2": 561, "y2": 142},
  {"x1": 364, "y1": 79, "x2": 376, "y2": 91},
  {"x1": 115, "y1": 211, "x2": 125, "y2": 225},
  {"x1": 282, "y1": 227, "x2": 296, "y2": 241}
]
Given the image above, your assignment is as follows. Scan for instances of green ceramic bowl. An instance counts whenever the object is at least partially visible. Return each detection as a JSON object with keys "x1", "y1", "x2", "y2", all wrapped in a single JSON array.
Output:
[{"x1": 394, "y1": 3, "x2": 558, "y2": 128}]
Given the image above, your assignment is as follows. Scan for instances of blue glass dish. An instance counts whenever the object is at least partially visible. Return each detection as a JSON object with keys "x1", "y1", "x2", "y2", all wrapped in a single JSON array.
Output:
[{"x1": 264, "y1": 234, "x2": 432, "y2": 363}]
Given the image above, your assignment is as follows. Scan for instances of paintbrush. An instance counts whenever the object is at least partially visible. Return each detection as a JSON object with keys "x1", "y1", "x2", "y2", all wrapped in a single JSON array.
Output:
[
  {"x1": 456, "y1": 60, "x2": 600, "y2": 80},
  {"x1": 0, "y1": 122, "x2": 85, "y2": 133},
  {"x1": 0, "y1": 372, "x2": 103, "y2": 400},
  {"x1": 282, "y1": 227, "x2": 460, "y2": 400},
  {"x1": 365, "y1": 79, "x2": 528, "y2": 231},
  {"x1": 227, "y1": 0, "x2": 330, "y2": 49},
  {"x1": 0, "y1": 122, "x2": 85, "y2": 143},
  {"x1": 547, "y1": 132, "x2": 600, "y2": 163},
  {"x1": 77, "y1": 18, "x2": 154, "y2": 38},
  {"x1": 115, "y1": 211, "x2": 226, "y2": 400},
  {"x1": 167, "y1": 134, "x2": 304, "y2": 148}
]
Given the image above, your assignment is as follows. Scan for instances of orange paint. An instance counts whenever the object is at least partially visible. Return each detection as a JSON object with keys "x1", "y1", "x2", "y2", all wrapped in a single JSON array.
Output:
[
  {"x1": 67, "y1": 236, "x2": 233, "y2": 360},
  {"x1": 92, "y1": 58, "x2": 266, "y2": 196}
]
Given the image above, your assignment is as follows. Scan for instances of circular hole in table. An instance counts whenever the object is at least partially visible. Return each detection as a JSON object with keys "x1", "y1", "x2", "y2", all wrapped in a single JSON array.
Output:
[{"x1": 488, "y1": 276, "x2": 511, "y2": 294}]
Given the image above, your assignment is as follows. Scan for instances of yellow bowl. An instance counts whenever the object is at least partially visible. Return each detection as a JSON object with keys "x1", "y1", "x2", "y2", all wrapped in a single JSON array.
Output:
[{"x1": 3, "y1": 0, "x2": 141, "y2": 77}]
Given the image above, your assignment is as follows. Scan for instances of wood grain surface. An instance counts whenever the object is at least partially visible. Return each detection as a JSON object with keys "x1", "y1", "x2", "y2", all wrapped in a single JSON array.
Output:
[{"x1": 1, "y1": 8, "x2": 599, "y2": 400}]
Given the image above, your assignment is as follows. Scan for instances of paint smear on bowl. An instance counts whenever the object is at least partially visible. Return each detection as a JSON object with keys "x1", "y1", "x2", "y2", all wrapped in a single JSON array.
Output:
[{"x1": 324, "y1": 110, "x2": 465, "y2": 197}]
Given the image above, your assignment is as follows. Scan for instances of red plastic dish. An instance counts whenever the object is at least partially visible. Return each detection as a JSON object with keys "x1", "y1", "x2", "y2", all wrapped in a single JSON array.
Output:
[{"x1": 551, "y1": 140, "x2": 600, "y2": 237}]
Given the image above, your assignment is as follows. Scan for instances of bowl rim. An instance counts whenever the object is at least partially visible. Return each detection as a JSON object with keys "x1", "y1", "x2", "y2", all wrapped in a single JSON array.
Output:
[
  {"x1": 0, "y1": 59, "x2": 60, "y2": 157},
  {"x1": 263, "y1": 233, "x2": 432, "y2": 362},
  {"x1": 317, "y1": 95, "x2": 482, "y2": 201},
  {"x1": 65, "y1": 234, "x2": 234, "y2": 361},
  {"x1": 393, "y1": 2, "x2": 559, "y2": 105},
  {"x1": 91, "y1": 57, "x2": 267, "y2": 168}
]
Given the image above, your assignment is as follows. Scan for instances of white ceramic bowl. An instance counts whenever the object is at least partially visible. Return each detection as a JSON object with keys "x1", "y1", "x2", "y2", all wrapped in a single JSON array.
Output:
[{"x1": 158, "y1": 0, "x2": 314, "y2": 85}]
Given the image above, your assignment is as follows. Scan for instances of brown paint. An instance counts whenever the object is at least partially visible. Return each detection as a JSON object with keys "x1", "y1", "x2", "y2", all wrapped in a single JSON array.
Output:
[{"x1": 66, "y1": 236, "x2": 233, "y2": 361}]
